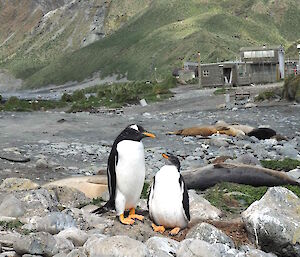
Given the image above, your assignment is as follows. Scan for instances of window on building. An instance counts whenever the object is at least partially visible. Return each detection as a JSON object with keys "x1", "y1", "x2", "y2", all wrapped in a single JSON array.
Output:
[
  {"x1": 203, "y1": 70, "x2": 209, "y2": 77},
  {"x1": 238, "y1": 65, "x2": 246, "y2": 77}
]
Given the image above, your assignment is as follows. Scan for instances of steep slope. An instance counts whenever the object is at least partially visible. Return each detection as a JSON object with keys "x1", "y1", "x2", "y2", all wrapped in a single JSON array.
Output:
[
  {"x1": 0, "y1": 0, "x2": 151, "y2": 81},
  {"x1": 1, "y1": 0, "x2": 300, "y2": 88}
]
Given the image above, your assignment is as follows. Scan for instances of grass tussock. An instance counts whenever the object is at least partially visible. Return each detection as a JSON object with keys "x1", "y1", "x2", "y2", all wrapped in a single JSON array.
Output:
[
  {"x1": 213, "y1": 87, "x2": 233, "y2": 95},
  {"x1": 0, "y1": 78, "x2": 176, "y2": 113},
  {"x1": 67, "y1": 78, "x2": 175, "y2": 113},
  {"x1": 0, "y1": 96, "x2": 67, "y2": 112},
  {"x1": 260, "y1": 158, "x2": 300, "y2": 172},
  {"x1": 204, "y1": 182, "x2": 300, "y2": 214},
  {"x1": 282, "y1": 74, "x2": 300, "y2": 103}
]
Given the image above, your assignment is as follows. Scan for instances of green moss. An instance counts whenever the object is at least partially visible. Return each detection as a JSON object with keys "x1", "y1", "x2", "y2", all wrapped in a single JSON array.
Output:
[
  {"x1": 204, "y1": 182, "x2": 300, "y2": 214},
  {"x1": 141, "y1": 181, "x2": 151, "y2": 199},
  {"x1": 261, "y1": 158, "x2": 300, "y2": 172},
  {"x1": 0, "y1": 220, "x2": 23, "y2": 230},
  {"x1": 91, "y1": 197, "x2": 104, "y2": 206},
  {"x1": 283, "y1": 74, "x2": 300, "y2": 102}
]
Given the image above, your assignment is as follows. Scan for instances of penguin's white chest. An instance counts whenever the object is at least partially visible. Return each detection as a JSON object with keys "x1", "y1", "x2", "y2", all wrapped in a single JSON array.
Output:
[
  {"x1": 115, "y1": 140, "x2": 145, "y2": 214},
  {"x1": 149, "y1": 166, "x2": 188, "y2": 228}
]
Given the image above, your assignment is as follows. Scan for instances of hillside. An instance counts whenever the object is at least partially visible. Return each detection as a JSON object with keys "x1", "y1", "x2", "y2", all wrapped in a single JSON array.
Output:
[{"x1": 1, "y1": 0, "x2": 300, "y2": 88}]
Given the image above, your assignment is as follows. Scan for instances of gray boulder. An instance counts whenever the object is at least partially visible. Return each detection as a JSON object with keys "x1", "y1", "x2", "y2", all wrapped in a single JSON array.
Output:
[
  {"x1": 0, "y1": 252, "x2": 18, "y2": 257},
  {"x1": 80, "y1": 207, "x2": 114, "y2": 232},
  {"x1": 44, "y1": 186, "x2": 89, "y2": 208},
  {"x1": 210, "y1": 138, "x2": 230, "y2": 147},
  {"x1": 145, "y1": 236, "x2": 179, "y2": 257},
  {"x1": 212, "y1": 243, "x2": 240, "y2": 257},
  {"x1": 0, "y1": 194, "x2": 25, "y2": 218},
  {"x1": 177, "y1": 239, "x2": 221, "y2": 257},
  {"x1": 0, "y1": 231, "x2": 21, "y2": 248},
  {"x1": 23, "y1": 212, "x2": 76, "y2": 234},
  {"x1": 16, "y1": 188, "x2": 59, "y2": 217},
  {"x1": 287, "y1": 168, "x2": 300, "y2": 181},
  {"x1": 13, "y1": 232, "x2": 58, "y2": 256},
  {"x1": 36, "y1": 158, "x2": 50, "y2": 169},
  {"x1": 242, "y1": 187, "x2": 300, "y2": 257},
  {"x1": 185, "y1": 222, "x2": 235, "y2": 248},
  {"x1": 57, "y1": 227, "x2": 88, "y2": 246},
  {"x1": 53, "y1": 254, "x2": 67, "y2": 257},
  {"x1": 53, "y1": 235, "x2": 74, "y2": 253},
  {"x1": 85, "y1": 235, "x2": 150, "y2": 257},
  {"x1": 276, "y1": 144, "x2": 299, "y2": 159},
  {"x1": 189, "y1": 190, "x2": 222, "y2": 222},
  {"x1": 0, "y1": 178, "x2": 39, "y2": 191},
  {"x1": 83, "y1": 235, "x2": 107, "y2": 253},
  {"x1": 245, "y1": 249, "x2": 277, "y2": 257},
  {"x1": 67, "y1": 248, "x2": 87, "y2": 257},
  {"x1": 233, "y1": 153, "x2": 260, "y2": 166}
]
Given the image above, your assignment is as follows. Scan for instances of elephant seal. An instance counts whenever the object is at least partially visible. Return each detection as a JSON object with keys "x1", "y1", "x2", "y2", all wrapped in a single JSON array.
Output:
[
  {"x1": 247, "y1": 128, "x2": 276, "y2": 140},
  {"x1": 182, "y1": 162, "x2": 299, "y2": 190}
]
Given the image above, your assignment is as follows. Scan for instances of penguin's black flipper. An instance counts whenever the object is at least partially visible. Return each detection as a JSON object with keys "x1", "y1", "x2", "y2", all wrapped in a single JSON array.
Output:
[
  {"x1": 180, "y1": 175, "x2": 190, "y2": 221},
  {"x1": 147, "y1": 177, "x2": 155, "y2": 220},
  {"x1": 93, "y1": 142, "x2": 118, "y2": 215},
  {"x1": 107, "y1": 145, "x2": 118, "y2": 203},
  {"x1": 92, "y1": 199, "x2": 115, "y2": 214}
]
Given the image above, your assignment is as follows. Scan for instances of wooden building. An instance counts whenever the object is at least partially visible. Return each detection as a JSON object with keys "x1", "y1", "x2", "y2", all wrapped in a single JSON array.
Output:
[{"x1": 181, "y1": 45, "x2": 286, "y2": 87}]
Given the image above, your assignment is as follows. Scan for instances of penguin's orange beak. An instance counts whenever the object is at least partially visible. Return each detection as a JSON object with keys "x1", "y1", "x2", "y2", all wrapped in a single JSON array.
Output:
[
  {"x1": 162, "y1": 153, "x2": 169, "y2": 159},
  {"x1": 142, "y1": 132, "x2": 156, "y2": 138}
]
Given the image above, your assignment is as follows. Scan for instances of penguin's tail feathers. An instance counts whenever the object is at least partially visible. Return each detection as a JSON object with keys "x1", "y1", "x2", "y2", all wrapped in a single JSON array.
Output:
[{"x1": 91, "y1": 199, "x2": 114, "y2": 215}]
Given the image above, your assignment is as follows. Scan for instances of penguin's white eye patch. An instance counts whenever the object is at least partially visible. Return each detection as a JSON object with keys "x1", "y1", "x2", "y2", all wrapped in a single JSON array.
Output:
[{"x1": 130, "y1": 125, "x2": 139, "y2": 131}]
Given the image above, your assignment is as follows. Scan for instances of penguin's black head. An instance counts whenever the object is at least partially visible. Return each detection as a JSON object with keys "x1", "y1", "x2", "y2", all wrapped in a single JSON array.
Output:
[
  {"x1": 120, "y1": 124, "x2": 156, "y2": 142},
  {"x1": 162, "y1": 153, "x2": 180, "y2": 171}
]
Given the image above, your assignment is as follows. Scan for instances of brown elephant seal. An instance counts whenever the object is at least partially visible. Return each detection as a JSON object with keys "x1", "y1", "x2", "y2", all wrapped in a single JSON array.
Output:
[{"x1": 167, "y1": 126, "x2": 217, "y2": 137}]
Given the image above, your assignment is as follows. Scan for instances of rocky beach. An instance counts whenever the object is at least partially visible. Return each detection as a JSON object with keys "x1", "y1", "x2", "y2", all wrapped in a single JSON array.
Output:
[{"x1": 0, "y1": 83, "x2": 300, "y2": 257}]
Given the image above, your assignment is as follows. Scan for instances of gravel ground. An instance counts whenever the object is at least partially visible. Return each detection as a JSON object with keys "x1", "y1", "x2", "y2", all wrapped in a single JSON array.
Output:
[{"x1": 0, "y1": 82, "x2": 299, "y2": 183}]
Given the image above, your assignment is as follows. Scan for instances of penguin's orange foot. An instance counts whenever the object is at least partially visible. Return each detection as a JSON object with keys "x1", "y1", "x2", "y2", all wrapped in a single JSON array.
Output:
[
  {"x1": 152, "y1": 223, "x2": 165, "y2": 234},
  {"x1": 128, "y1": 208, "x2": 144, "y2": 221},
  {"x1": 119, "y1": 214, "x2": 135, "y2": 225},
  {"x1": 169, "y1": 227, "x2": 181, "y2": 236},
  {"x1": 129, "y1": 214, "x2": 144, "y2": 221}
]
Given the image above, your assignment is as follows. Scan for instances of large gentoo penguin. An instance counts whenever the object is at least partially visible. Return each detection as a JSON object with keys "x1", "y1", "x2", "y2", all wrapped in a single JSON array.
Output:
[
  {"x1": 93, "y1": 124, "x2": 155, "y2": 225},
  {"x1": 148, "y1": 153, "x2": 190, "y2": 235}
]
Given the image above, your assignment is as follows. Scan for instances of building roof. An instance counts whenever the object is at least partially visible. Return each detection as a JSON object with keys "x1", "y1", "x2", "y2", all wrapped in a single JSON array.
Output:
[
  {"x1": 240, "y1": 45, "x2": 284, "y2": 52},
  {"x1": 184, "y1": 61, "x2": 244, "y2": 67}
]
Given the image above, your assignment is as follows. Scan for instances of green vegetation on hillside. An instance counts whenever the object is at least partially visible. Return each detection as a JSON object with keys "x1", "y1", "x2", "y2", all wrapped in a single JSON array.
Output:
[{"x1": 1, "y1": 0, "x2": 300, "y2": 88}]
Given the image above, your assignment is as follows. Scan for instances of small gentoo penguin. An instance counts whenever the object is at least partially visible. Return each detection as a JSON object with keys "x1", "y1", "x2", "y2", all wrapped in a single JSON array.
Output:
[
  {"x1": 148, "y1": 153, "x2": 190, "y2": 235},
  {"x1": 92, "y1": 124, "x2": 155, "y2": 225}
]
